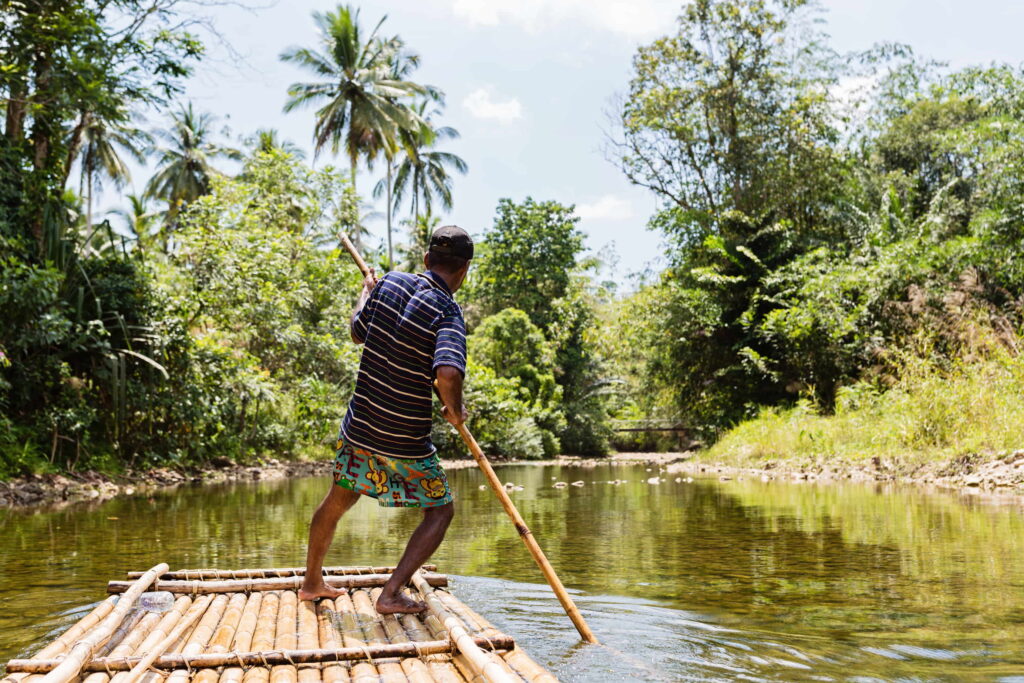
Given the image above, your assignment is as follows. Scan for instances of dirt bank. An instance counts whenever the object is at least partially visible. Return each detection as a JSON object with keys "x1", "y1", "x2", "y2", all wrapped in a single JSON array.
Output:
[{"x1": 668, "y1": 449, "x2": 1024, "y2": 497}]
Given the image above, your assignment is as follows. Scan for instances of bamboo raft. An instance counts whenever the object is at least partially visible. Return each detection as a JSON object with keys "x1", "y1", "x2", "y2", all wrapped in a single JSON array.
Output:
[{"x1": 2, "y1": 564, "x2": 558, "y2": 683}]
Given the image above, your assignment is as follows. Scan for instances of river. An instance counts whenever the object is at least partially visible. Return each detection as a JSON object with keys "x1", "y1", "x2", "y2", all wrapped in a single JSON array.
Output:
[{"x1": 2, "y1": 463, "x2": 1023, "y2": 681}]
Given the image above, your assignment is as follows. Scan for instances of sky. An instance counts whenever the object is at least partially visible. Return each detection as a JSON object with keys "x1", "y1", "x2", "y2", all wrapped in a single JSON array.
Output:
[{"x1": 103, "y1": 0, "x2": 1024, "y2": 284}]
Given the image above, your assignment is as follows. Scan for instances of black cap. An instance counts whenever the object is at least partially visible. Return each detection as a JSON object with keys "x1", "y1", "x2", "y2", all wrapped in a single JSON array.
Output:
[{"x1": 429, "y1": 225, "x2": 474, "y2": 260}]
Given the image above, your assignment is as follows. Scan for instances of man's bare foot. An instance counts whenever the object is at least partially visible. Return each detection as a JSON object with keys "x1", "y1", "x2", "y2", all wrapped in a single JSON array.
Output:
[
  {"x1": 376, "y1": 592, "x2": 427, "y2": 615},
  {"x1": 298, "y1": 581, "x2": 345, "y2": 601}
]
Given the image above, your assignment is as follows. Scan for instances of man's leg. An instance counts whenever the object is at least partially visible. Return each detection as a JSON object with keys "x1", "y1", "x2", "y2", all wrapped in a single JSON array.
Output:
[
  {"x1": 298, "y1": 484, "x2": 362, "y2": 601},
  {"x1": 376, "y1": 502, "x2": 454, "y2": 614}
]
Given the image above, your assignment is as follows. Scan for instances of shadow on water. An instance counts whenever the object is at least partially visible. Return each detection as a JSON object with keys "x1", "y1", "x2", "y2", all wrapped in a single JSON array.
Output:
[{"x1": 2, "y1": 462, "x2": 1024, "y2": 680}]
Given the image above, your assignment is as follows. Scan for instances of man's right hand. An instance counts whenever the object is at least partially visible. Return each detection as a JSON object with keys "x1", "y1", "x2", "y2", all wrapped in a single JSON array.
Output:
[{"x1": 441, "y1": 403, "x2": 468, "y2": 428}]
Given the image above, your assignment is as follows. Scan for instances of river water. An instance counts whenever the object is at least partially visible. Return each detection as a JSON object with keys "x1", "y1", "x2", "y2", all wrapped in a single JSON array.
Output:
[{"x1": 2, "y1": 463, "x2": 1023, "y2": 681}]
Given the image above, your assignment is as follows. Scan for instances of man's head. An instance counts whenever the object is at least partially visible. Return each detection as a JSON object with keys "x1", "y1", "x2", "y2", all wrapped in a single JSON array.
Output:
[{"x1": 424, "y1": 225, "x2": 473, "y2": 291}]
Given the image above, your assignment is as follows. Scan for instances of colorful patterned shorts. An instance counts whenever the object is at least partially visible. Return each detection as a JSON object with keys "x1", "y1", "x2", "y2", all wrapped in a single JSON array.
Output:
[{"x1": 332, "y1": 434, "x2": 453, "y2": 508}]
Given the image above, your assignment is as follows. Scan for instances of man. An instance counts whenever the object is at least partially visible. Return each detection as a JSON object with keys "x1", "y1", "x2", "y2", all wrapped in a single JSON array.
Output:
[{"x1": 298, "y1": 225, "x2": 473, "y2": 615}]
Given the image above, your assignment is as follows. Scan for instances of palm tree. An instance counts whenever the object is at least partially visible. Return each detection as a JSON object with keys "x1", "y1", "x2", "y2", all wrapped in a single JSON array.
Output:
[
  {"x1": 374, "y1": 101, "x2": 467, "y2": 226},
  {"x1": 247, "y1": 128, "x2": 306, "y2": 159},
  {"x1": 145, "y1": 103, "x2": 242, "y2": 247},
  {"x1": 398, "y1": 212, "x2": 438, "y2": 271},
  {"x1": 279, "y1": 5, "x2": 428, "y2": 191},
  {"x1": 108, "y1": 194, "x2": 161, "y2": 254},
  {"x1": 74, "y1": 110, "x2": 150, "y2": 230}
]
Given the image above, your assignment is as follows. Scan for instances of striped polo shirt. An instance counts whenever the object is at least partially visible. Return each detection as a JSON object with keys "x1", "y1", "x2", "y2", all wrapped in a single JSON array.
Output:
[{"x1": 340, "y1": 270, "x2": 468, "y2": 459}]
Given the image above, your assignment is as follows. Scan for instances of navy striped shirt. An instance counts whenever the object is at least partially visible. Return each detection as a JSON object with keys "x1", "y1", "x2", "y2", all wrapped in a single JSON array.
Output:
[{"x1": 340, "y1": 271, "x2": 467, "y2": 459}]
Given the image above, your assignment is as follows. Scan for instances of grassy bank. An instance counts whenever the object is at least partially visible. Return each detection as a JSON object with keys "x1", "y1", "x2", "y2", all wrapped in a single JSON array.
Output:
[{"x1": 700, "y1": 340, "x2": 1024, "y2": 471}]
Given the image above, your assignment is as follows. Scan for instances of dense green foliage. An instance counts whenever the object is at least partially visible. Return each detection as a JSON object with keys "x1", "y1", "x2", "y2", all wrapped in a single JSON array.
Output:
[
  {"x1": 4, "y1": 0, "x2": 1023, "y2": 477},
  {"x1": 609, "y1": 0, "x2": 1024, "y2": 450}
]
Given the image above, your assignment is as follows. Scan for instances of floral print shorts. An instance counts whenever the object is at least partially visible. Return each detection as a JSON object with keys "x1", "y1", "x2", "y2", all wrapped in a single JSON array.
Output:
[{"x1": 332, "y1": 434, "x2": 453, "y2": 508}]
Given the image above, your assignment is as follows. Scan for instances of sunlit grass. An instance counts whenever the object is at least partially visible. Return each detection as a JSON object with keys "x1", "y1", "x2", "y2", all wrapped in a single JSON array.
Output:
[{"x1": 704, "y1": 335, "x2": 1024, "y2": 469}]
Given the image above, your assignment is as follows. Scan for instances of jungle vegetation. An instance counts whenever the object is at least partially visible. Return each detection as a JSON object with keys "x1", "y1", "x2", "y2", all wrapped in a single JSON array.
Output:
[{"x1": 2, "y1": 0, "x2": 1022, "y2": 477}]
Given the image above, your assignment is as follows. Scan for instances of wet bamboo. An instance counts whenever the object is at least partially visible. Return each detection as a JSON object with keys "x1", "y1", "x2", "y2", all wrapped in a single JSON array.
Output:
[
  {"x1": 193, "y1": 592, "x2": 249, "y2": 683},
  {"x1": 38, "y1": 563, "x2": 169, "y2": 683},
  {"x1": 397, "y1": 612, "x2": 463, "y2": 683},
  {"x1": 417, "y1": 598, "x2": 488, "y2": 683},
  {"x1": 315, "y1": 600, "x2": 351, "y2": 683},
  {"x1": 109, "y1": 596, "x2": 193, "y2": 683},
  {"x1": 1, "y1": 598, "x2": 119, "y2": 683},
  {"x1": 120, "y1": 594, "x2": 214, "y2": 683},
  {"x1": 82, "y1": 611, "x2": 163, "y2": 683},
  {"x1": 297, "y1": 598, "x2": 322, "y2": 683},
  {"x1": 435, "y1": 592, "x2": 553, "y2": 683},
  {"x1": 270, "y1": 590, "x2": 298, "y2": 683},
  {"x1": 332, "y1": 593, "x2": 377, "y2": 683},
  {"x1": 432, "y1": 592, "x2": 522, "y2": 682},
  {"x1": 108, "y1": 574, "x2": 447, "y2": 595},
  {"x1": 96, "y1": 609, "x2": 146, "y2": 657},
  {"x1": 350, "y1": 590, "x2": 407, "y2": 683},
  {"x1": 219, "y1": 592, "x2": 263, "y2": 683},
  {"x1": 126, "y1": 566, "x2": 437, "y2": 581},
  {"x1": 241, "y1": 591, "x2": 280, "y2": 683},
  {"x1": 411, "y1": 575, "x2": 518, "y2": 683},
  {"x1": 165, "y1": 593, "x2": 230, "y2": 683},
  {"x1": 367, "y1": 588, "x2": 434, "y2": 683}
]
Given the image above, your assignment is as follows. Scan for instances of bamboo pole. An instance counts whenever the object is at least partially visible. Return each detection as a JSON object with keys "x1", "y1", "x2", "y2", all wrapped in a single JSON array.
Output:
[
  {"x1": 411, "y1": 575, "x2": 518, "y2": 683},
  {"x1": 297, "y1": 598, "x2": 322, "y2": 683},
  {"x1": 271, "y1": 591, "x2": 298, "y2": 683},
  {"x1": 37, "y1": 563, "x2": 168, "y2": 683},
  {"x1": 336, "y1": 234, "x2": 596, "y2": 645},
  {"x1": 432, "y1": 592, "x2": 522, "y2": 682},
  {"x1": 241, "y1": 591, "x2": 280, "y2": 683},
  {"x1": 5, "y1": 638, "x2": 520, "y2": 675},
  {"x1": 108, "y1": 574, "x2": 447, "y2": 595},
  {"x1": 81, "y1": 611, "x2": 164, "y2": 683},
  {"x1": 219, "y1": 592, "x2": 263, "y2": 683},
  {"x1": 452, "y1": 421, "x2": 598, "y2": 644},
  {"x1": 349, "y1": 590, "x2": 407, "y2": 683},
  {"x1": 96, "y1": 609, "x2": 146, "y2": 657},
  {"x1": 397, "y1": 612, "x2": 462, "y2": 683},
  {"x1": 366, "y1": 588, "x2": 435, "y2": 683},
  {"x1": 126, "y1": 567, "x2": 437, "y2": 581},
  {"x1": 315, "y1": 601, "x2": 350, "y2": 683},
  {"x1": 193, "y1": 592, "x2": 248, "y2": 683},
  {"x1": 416, "y1": 596, "x2": 489, "y2": 683},
  {"x1": 435, "y1": 593, "x2": 553, "y2": 683},
  {"x1": 120, "y1": 594, "x2": 214, "y2": 683},
  {"x1": 331, "y1": 593, "x2": 377, "y2": 683},
  {"x1": 165, "y1": 593, "x2": 230, "y2": 683}
]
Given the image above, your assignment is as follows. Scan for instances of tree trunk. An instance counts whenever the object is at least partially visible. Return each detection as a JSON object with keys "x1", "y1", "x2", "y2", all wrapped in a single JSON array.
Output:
[
  {"x1": 386, "y1": 160, "x2": 393, "y2": 271},
  {"x1": 63, "y1": 111, "x2": 89, "y2": 189},
  {"x1": 5, "y1": 79, "x2": 27, "y2": 142},
  {"x1": 86, "y1": 170, "x2": 93, "y2": 232}
]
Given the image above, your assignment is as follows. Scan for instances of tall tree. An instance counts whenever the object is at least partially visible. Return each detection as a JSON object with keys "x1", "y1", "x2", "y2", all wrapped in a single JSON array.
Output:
[
  {"x1": 247, "y1": 128, "x2": 306, "y2": 159},
  {"x1": 75, "y1": 110, "x2": 150, "y2": 230},
  {"x1": 374, "y1": 100, "x2": 467, "y2": 226},
  {"x1": 145, "y1": 102, "x2": 241, "y2": 247},
  {"x1": 280, "y1": 4, "x2": 427, "y2": 190},
  {"x1": 108, "y1": 193, "x2": 161, "y2": 254}
]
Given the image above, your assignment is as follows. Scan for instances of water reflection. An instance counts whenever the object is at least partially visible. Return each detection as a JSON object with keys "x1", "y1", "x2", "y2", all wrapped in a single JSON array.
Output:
[{"x1": 2, "y1": 464, "x2": 1023, "y2": 680}]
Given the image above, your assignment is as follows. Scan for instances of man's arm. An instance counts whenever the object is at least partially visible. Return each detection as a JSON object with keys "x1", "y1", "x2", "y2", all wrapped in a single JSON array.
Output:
[
  {"x1": 435, "y1": 366, "x2": 468, "y2": 427},
  {"x1": 350, "y1": 269, "x2": 378, "y2": 344}
]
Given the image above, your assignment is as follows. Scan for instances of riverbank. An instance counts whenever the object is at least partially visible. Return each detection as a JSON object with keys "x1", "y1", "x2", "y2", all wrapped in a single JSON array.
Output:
[
  {"x1": 672, "y1": 449, "x2": 1024, "y2": 498},
  {"x1": 0, "y1": 452, "x2": 687, "y2": 509}
]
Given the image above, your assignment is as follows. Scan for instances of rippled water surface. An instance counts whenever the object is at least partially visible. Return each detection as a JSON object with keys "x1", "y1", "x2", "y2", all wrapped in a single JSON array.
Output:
[{"x1": 3, "y1": 463, "x2": 1024, "y2": 681}]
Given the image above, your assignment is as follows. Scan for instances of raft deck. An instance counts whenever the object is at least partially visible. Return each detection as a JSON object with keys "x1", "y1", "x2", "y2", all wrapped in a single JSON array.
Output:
[{"x1": 2, "y1": 565, "x2": 557, "y2": 683}]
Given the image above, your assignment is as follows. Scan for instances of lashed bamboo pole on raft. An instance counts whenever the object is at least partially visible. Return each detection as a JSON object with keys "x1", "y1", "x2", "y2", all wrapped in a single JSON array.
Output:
[
  {"x1": 119, "y1": 594, "x2": 215, "y2": 683},
  {"x1": 36, "y1": 563, "x2": 169, "y2": 683},
  {"x1": 337, "y1": 231, "x2": 599, "y2": 645},
  {"x1": 107, "y1": 573, "x2": 448, "y2": 594},
  {"x1": 125, "y1": 565, "x2": 437, "y2": 580},
  {"x1": 411, "y1": 574, "x2": 518, "y2": 683}
]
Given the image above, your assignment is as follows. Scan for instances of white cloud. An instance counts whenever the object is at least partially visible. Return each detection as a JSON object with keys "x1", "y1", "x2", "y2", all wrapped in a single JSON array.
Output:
[
  {"x1": 576, "y1": 195, "x2": 633, "y2": 221},
  {"x1": 450, "y1": 0, "x2": 676, "y2": 38},
  {"x1": 462, "y1": 88, "x2": 524, "y2": 124}
]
